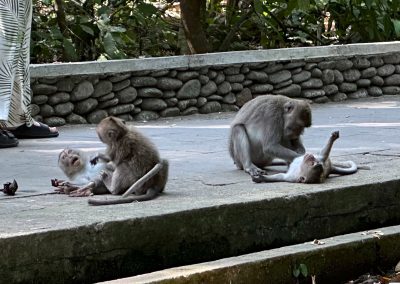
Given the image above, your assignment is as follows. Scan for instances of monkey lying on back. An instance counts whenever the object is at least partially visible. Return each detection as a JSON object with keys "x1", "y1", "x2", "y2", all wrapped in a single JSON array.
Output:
[
  {"x1": 252, "y1": 131, "x2": 359, "y2": 184},
  {"x1": 87, "y1": 116, "x2": 169, "y2": 206},
  {"x1": 54, "y1": 148, "x2": 111, "y2": 196}
]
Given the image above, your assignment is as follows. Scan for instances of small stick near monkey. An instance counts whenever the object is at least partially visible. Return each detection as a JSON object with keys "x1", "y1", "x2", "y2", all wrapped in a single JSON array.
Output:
[{"x1": 252, "y1": 131, "x2": 363, "y2": 184}]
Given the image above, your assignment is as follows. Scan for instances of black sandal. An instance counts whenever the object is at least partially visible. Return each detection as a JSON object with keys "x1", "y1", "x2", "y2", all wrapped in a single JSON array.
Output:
[
  {"x1": 0, "y1": 130, "x2": 18, "y2": 148},
  {"x1": 10, "y1": 122, "x2": 59, "y2": 139}
]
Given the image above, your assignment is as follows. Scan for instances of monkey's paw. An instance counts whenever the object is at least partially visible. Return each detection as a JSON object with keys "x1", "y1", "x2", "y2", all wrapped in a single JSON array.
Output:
[
  {"x1": 331, "y1": 131, "x2": 339, "y2": 140},
  {"x1": 69, "y1": 188, "x2": 92, "y2": 197},
  {"x1": 246, "y1": 167, "x2": 267, "y2": 177},
  {"x1": 251, "y1": 175, "x2": 265, "y2": 183}
]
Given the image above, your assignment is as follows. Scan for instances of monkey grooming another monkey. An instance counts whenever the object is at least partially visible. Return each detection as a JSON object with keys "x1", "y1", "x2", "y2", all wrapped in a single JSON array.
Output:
[
  {"x1": 55, "y1": 148, "x2": 111, "y2": 196},
  {"x1": 87, "y1": 116, "x2": 168, "y2": 206},
  {"x1": 252, "y1": 131, "x2": 359, "y2": 184},
  {"x1": 229, "y1": 95, "x2": 312, "y2": 177}
]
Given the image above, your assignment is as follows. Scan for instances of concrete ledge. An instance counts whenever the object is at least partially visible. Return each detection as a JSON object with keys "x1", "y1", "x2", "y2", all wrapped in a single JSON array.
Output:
[
  {"x1": 30, "y1": 41, "x2": 400, "y2": 78},
  {"x1": 107, "y1": 225, "x2": 400, "y2": 284}
]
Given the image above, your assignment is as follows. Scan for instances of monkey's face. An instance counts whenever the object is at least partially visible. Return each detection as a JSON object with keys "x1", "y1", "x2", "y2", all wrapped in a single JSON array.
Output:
[
  {"x1": 297, "y1": 154, "x2": 324, "y2": 184},
  {"x1": 58, "y1": 149, "x2": 85, "y2": 175},
  {"x1": 283, "y1": 101, "x2": 312, "y2": 139}
]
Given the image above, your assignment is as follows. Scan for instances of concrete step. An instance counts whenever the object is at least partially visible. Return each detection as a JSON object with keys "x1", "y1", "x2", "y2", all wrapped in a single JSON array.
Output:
[
  {"x1": 1, "y1": 163, "x2": 400, "y2": 283},
  {"x1": 102, "y1": 225, "x2": 400, "y2": 284}
]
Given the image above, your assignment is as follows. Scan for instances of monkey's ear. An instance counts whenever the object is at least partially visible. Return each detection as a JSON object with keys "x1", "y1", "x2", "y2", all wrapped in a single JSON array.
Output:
[
  {"x1": 284, "y1": 101, "x2": 294, "y2": 113},
  {"x1": 297, "y1": 176, "x2": 306, "y2": 183}
]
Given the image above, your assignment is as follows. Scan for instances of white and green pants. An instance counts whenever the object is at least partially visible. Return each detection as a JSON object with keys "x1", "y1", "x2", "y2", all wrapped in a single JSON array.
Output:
[{"x1": 0, "y1": 0, "x2": 33, "y2": 128}]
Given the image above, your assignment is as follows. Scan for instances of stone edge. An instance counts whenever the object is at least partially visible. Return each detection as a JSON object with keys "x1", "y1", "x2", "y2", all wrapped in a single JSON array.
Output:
[
  {"x1": 103, "y1": 225, "x2": 400, "y2": 284},
  {"x1": 31, "y1": 41, "x2": 400, "y2": 78}
]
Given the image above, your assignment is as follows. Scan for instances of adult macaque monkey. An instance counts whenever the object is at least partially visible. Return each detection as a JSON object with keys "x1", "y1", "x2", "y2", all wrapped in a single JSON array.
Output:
[
  {"x1": 54, "y1": 148, "x2": 111, "y2": 196},
  {"x1": 229, "y1": 95, "x2": 312, "y2": 177},
  {"x1": 252, "y1": 131, "x2": 359, "y2": 184},
  {"x1": 87, "y1": 116, "x2": 169, "y2": 206}
]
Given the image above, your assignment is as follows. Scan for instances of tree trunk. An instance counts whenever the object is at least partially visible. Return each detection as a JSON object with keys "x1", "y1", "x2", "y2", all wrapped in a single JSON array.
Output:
[{"x1": 180, "y1": 0, "x2": 210, "y2": 54}]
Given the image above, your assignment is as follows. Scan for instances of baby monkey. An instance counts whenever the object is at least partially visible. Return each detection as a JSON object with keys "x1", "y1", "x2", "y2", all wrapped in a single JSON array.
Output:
[
  {"x1": 87, "y1": 116, "x2": 169, "y2": 206},
  {"x1": 252, "y1": 131, "x2": 358, "y2": 184},
  {"x1": 54, "y1": 148, "x2": 111, "y2": 196}
]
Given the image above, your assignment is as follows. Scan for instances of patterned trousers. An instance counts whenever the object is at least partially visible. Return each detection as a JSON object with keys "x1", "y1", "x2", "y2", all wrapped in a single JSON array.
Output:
[{"x1": 0, "y1": 0, "x2": 33, "y2": 128}]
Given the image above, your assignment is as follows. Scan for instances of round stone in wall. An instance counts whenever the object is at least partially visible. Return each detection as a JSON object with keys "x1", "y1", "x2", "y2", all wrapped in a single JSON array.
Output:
[
  {"x1": 335, "y1": 59, "x2": 353, "y2": 71},
  {"x1": 74, "y1": 98, "x2": 98, "y2": 114},
  {"x1": 352, "y1": 58, "x2": 370, "y2": 69},
  {"x1": 339, "y1": 82, "x2": 357, "y2": 93},
  {"x1": 108, "y1": 73, "x2": 131, "y2": 83},
  {"x1": 377, "y1": 64, "x2": 395, "y2": 77},
  {"x1": 135, "y1": 110, "x2": 160, "y2": 121},
  {"x1": 160, "y1": 107, "x2": 180, "y2": 117},
  {"x1": 116, "y1": 87, "x2": 137, "y2": 103},
  {"x1": 98, "y1": 98, "x2": 119, "y2": 109},
  {"x1": 66, "y1": 113, "x2": 87, "y2": 124},
  {"x1": 177, "y1": 79, "x2": 201, "y2": 99},
  {"x1": 250, "y1": 84, "x2": 273, "y2": 94},
  {"x1": 221, "y1": 104, "x2": 239, "y2": 112},
  {"x1": 231, "y1": 83, "x2": 244, "y2": 92},
  {"x1": 246, "y1": 71, "x2": 268, "y2": 83},
  {"x1": 311, "y1": 68, "x2": 322, "y2": 78},
  {"x1": 369, "y1": 56, "x2": 384, "y2": 67},
  {"x1": 273, "y1": 84, "x2": 301, "y2": 97},
  {"x1": 217, "y1": 81, "x2": 232, "y2": 95},
  {"x1": 343, "y1": 69, "x2": 361, "y2": 82},
  {"x1": 361, "y1": 67, "x2": 377, "y2": 78},
  {"x1": 44, "y1": 117, "x2": 66, "y2": 127},
  {"x1": 235, "y1": 88, "x2": 252, "y2": 107},
  {"x1": 98, "y1": 92, "x2": 115, "y2": 102},
  {"x1": 223, "y1": 67, "x2": 241, "y2": 75},
  {"x1": 214, "y1": 72, "x2": 225, "y2": 84},
  {"x1": 166, "y1": 97, "x2": 178, "y2": 107},
  {"x1": 56, "y1": 78, "x2": 75, "y2": 92},
  {"x1": 292, "y1": 71, "x2": 311, "y2": 83},
  {"x1": 384, "y1": 74, "x2": 400, "y2": 86},
  {"x1": 371, "y1": 76, "x2": 384, "y2": 86},
  {"x1": 138, "y1": 87, "x2": 163, "y2": 98},
  {"x1": 321, "y1": 69, "x2": 335, "y2": 84},
  {"x1": 48, "y1": 92, "x2": 70, "y2": 105},
  {"x1": 348, "y1": 89, "x2": 368, "y2": 99},
  {"x1": 268, "y1": 70, "x2": 291, "y2": 84},
  {"x1": 330, "y1": 92, "x2": 347, "y2": 102},
  {"x1": 313, "y1": 96, "x2": 330, "y2": 104},
  {"x1": 223, "y1": 93, "x2": 236, "y2": 104},
  {"x1": 226, "y1": 74, "x2": 245, "y2": 83},
  {"x1": 131, "y1": 77, "x2": 158, "y2": 87},
  {"x1": 322, "y1": 84, "x2": 339, "y2": 96},
  {"x1": 32, "y1": 95, "x2": 48, "y2": 105},
  {"x1": 30, "y1": 104, "x2": 40, "y2": 116},
  {"x1": 157, "y1": 77, "x2": 183, "y2": 90},
  {"x1": 151, "y1": 70, "x2": 170, "y2": 77},
  {"x1": 108, "y1": 104, "x2": 135, "y2": 116},
  {"x1": 301, "y1": 89, "x2": 325, "y2": 98},
  {"x1": 112, "y1": 79, "x2": 131, "y2": 92},
  {"x1": 32, "y1": 84, "x2": 57, "y2": 95},
  {"x1": 333, "y1": 70, "x2": 344, "y2": 84},
  {"x1": 383, "y1": 54, "x2": 400, "y2": 64},
  {"x1": 367, "y1": 86, "x2": 383, "y2": 97},
  {"x1": 196, "y1": 97, "x2": 207, "y2": 107},
  {"x1": 93, "y1": 80, "x2": 113, "y2": 98},
  {"x1": 356, "y1": 79, "x2": 371, "y2": 88},
  {"x1": 54, "y1": 102, "x2": 74, "y2": 116},
  {"x1": 382, "y1": 86, "x2": 400, "y2": 95},
  {"x1": 199, "y1": 101, "x2": 221, "y2": 114},
  {"x1": 301, "y1": 78, "x2": 323, "y2": 89},
  {"x1": 177, "y1": 71, "x2": 199, "y2": 82},
  {"x1": 141, "y1": 98, "x2": 168, "y2": 111},
  {"x1": 264, "y1": 63, "x2": 283, "y2": 74},
  {"x1": 200, "y1": 81, "x2": 218, "y2": 97},
  {"x1": 87, "y1": 110, "x2": 108, "y2": 124},
  {"x1": 40, "y1": 104, "x2": 55, "y2": 117},
  {"x1": 182, "y1": 107, "x2": 199, "y2": 116},
  {"x1": 71, "y1": 80, "x2": 94, "y2": 101},
  {"x1": 318, "y1": 61, "x2": 335, "y2": 70}
]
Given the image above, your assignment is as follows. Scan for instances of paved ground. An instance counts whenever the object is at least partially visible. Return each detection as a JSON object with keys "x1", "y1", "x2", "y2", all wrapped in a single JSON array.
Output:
[{"x1": 0, "y1": 95, "x2": 400, "y2": 236}]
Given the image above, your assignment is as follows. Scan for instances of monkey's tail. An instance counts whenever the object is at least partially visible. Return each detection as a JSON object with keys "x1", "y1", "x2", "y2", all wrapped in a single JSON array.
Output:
[
  {"x1": 331, "y1": 161, "x2": 358, "y2": 175},
  {"x1": 88, "y1": 188, "x2": 160, "y2": 206},
  {"x1": 122, "y1": 161, "x2": 166, "y2": 198}
]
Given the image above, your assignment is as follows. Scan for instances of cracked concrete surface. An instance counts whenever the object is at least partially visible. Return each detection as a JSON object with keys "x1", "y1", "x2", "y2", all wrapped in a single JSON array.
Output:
[{"x1": 0, "y1": 96, "x2": 399, "y2": 283}]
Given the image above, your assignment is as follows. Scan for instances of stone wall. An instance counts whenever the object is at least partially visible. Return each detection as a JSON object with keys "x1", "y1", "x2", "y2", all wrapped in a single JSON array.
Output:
[{"x1": 30, "y1": 48, "x2": 400, "y2": 126}]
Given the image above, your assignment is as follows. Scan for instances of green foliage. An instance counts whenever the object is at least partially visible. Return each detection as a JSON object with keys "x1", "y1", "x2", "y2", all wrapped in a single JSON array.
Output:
[
  {"x1": 31, "y1": 0, "x2": 400, "y2": 63},
  {"x1": 31, "y1": 0, "x2": 179, "y2": 63}
]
